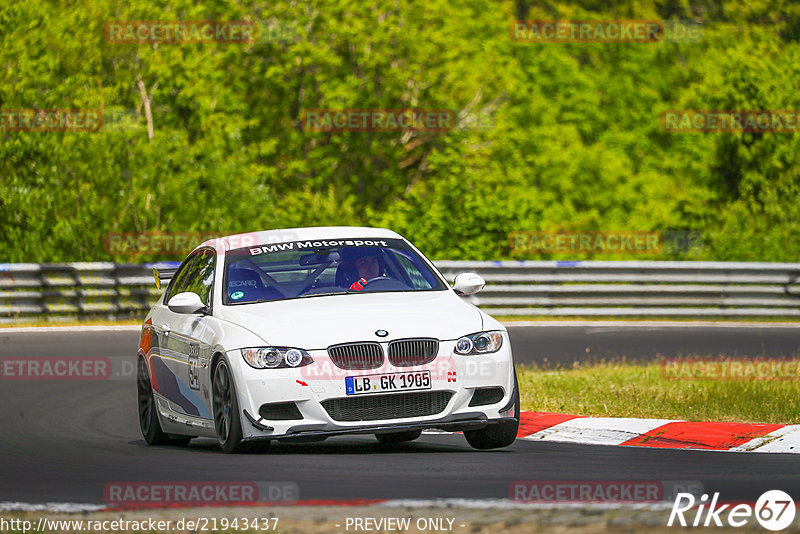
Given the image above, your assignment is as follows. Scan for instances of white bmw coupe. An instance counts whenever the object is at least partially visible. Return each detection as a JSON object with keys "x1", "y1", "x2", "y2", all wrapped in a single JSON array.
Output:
[{"x1": 137, "y1": 227, "x2": 519, "y2": 453}]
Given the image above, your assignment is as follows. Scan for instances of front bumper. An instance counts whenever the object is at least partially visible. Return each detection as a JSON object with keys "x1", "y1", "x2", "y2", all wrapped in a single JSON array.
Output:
[
  {"x1": 242, "y1": 412, "x2": 518, "y2": 442},
  {"x1": 227, "y1": 337, "x2": 516, "y2": 440}
]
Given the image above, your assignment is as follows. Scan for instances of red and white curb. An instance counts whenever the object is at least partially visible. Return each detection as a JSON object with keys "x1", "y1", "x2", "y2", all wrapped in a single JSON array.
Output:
[{"x1": 514, "y1": 412, "x2": 800, "y2": 453}]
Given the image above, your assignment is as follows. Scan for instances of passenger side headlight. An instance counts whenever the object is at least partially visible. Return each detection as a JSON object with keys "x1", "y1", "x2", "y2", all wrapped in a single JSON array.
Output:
[
  {"x1": 241, "y1": 347, "x2": 314, "y2": 369},
  {"x1": 454, "y1": 331, "x2": 504, "y2": 355}
]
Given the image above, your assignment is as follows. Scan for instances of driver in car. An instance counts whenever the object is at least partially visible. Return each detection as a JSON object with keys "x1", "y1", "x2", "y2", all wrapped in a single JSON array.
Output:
[{"x1": 347, "y1": 250, "x2": 383, "y2": 291}]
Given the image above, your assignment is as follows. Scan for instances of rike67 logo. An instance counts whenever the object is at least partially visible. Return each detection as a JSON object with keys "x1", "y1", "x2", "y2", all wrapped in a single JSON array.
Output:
[{"x1": 668, "y1": 490, "x2": 796, "y2": 531}]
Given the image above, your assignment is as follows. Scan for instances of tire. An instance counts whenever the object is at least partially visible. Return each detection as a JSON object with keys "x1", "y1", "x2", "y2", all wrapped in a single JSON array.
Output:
[
  {"x1": 137, "y1": 357, "x2": 192, "y2": 446},
  {"x1": 464, "y1": 370, "x2": 520, "y2": 450},
  {"x1": 212, "y1": 357, "x2": 269, "y2": 454},
  {"x1": 375, "y1": 429, "x2": 422, "y2": 445}
]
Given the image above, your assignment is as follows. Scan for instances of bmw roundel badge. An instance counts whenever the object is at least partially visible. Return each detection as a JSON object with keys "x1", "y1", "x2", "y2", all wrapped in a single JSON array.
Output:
[{"x1": 375, "y1": 329, "x2": 389, "y2": 337}]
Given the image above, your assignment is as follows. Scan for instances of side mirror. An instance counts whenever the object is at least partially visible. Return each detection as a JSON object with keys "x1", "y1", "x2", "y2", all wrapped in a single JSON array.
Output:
[
  {"x1": 452, "y1": 273, "x2": 485, "y2": 296},
  {"x1": 167, "y1": 292, "x2": 207, "y2": 314}
]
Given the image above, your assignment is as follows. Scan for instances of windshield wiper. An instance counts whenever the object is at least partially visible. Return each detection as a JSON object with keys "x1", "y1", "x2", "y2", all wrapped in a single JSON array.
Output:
[
  {"x1": 300, "y1": 291, "x2": 348, "y2": 298},
  {"x1": 234, "y1": 298, "x2": 276, "y2": 304}
]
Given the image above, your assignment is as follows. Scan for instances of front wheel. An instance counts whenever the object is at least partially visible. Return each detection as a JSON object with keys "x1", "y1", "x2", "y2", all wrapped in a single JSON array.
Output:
[
  {"x1": 212, "y1": 358, "x2": 246, "y2": 453},
  {"x1": 464, "y1": 370, "x2": 520, "y2": 450},
  {"x1": 212, "y1": 357, "x2": 269, "y2": 454}
]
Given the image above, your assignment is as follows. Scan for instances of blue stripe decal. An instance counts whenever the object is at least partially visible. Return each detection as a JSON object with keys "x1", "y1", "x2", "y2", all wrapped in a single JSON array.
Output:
[
  {"x1": 176, "y1": 377, "x2": 211, "y2": 419},
  {"x1": 152, "y1": 356, "x2": 210, "y2": 419}
]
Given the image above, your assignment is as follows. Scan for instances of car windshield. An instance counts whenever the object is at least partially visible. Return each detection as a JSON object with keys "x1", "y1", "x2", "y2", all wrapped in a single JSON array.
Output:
[{"x1": 222, "y1": 237, "x2": 446, "y2": 304}]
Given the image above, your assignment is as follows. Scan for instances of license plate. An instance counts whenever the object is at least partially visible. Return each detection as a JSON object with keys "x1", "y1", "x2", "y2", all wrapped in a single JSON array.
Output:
[{"x1": 345, "y1": 371, "x2": 431, "y2": 395}]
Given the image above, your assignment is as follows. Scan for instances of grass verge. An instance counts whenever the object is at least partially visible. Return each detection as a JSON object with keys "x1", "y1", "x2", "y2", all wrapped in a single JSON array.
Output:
[
  {"x1": 0, "y1": 318, "x2": 141, "y2": 328},
  {"x1": 518, "y1": 361, "x2": 800, "y2": 424}
]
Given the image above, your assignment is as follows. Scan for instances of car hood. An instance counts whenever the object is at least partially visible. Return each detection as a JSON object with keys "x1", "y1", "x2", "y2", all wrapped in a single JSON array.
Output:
[{"x1": 219, "y1": 290, "x2": 484, "y2": 349}]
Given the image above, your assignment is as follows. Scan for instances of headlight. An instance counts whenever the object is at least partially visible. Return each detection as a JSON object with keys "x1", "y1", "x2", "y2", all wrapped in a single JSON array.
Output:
[
  {"x1": 241, "y1": 347, "x2": 313, "y2": 369},
  {"x1": 454, "y1": 331, "x2": 503, "y2": 355},
  {"x1": 284, "y1": 349, "x2": 304, "y2": 367}
]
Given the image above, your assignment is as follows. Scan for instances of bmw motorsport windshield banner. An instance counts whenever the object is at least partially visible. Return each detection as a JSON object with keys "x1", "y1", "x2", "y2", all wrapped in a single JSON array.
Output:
[{"x1": 234, "y1": 238, "x2": 401, "y2": 257}]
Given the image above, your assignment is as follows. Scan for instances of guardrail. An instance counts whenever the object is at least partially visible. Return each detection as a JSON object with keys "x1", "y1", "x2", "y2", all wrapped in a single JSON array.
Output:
[
  {"x1": 437, "y1": 261, "x2": 800, "y2": 317},
  {"x1": 2, "y1": 261, "x2": 800, "y2": 323},
  {"x1": 0, "y1": 263, "x2": 168, "y2": 323}
]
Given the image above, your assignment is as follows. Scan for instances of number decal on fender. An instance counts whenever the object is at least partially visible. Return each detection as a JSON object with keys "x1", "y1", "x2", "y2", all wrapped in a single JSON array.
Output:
[{"x1": 188, "y1": 344, "x2": 200, "y2": 390}]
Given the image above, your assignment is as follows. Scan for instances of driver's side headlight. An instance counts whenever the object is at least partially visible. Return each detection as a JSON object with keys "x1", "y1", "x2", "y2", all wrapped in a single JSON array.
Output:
[
  {"x1": 241, "y1": 347, "x2": 314, "y2": 369},
  {"x1": 454, "y1": 331, "x2": 504, "y2": 355}
]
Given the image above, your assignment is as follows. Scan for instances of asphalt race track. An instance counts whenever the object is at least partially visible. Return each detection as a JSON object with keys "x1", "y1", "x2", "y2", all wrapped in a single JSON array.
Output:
[{"x1": 1, "y1": 323, "x2": 799, "y2": 505}]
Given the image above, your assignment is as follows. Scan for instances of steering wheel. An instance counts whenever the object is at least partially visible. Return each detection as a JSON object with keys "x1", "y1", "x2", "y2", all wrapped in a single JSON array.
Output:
[
  {"x1": 361, "y1": 276, "x2": 392, "y2": 286},
  {"x1": 349, "y1": 276, "x2": 394, "y2": 292},
  {"x1": 351, "y1": 276, "x2": 414, "y2": 292}
]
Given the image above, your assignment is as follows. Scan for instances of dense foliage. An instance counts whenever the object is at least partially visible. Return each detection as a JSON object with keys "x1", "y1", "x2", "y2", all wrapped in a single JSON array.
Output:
[{"x1": 1, "y1": 0, "x2": 799, "y2": 262}]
